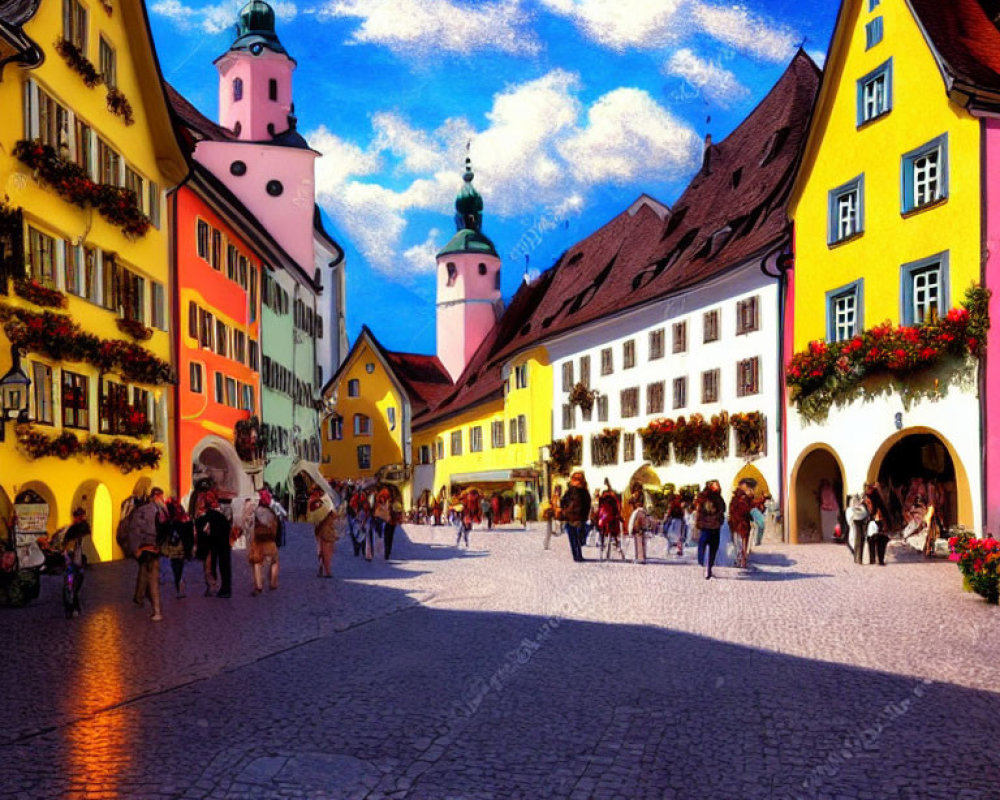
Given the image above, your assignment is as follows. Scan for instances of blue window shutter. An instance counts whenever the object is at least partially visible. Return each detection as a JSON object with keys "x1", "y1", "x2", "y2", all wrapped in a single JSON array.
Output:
[{"x1": 866, "y1": 17, "x2": 883, "y2": 49}]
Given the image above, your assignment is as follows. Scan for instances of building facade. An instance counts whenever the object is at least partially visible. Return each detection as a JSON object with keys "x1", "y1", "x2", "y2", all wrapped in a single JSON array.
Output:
[{"x1": 0, "y1": 0, "x2": 186, "y2": 560}]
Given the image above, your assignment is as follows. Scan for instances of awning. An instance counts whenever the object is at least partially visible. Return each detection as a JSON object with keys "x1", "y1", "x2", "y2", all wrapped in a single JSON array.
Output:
[{"x1": 449, "y1": 468, "x2": 539, "y2": 484}]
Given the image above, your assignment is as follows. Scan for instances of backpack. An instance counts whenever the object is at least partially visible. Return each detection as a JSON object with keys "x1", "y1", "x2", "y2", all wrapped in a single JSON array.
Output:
[{"x1": 126, "y1": 502, "x2": 160, "y2": 556}]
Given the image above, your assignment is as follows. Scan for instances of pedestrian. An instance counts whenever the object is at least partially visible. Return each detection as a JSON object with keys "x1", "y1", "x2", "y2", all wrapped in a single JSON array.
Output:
[
  {"x1": 696, "y1": 480, "x2": 726, "y2": 580},
  {"x1": 307, "y1": 485, "x2": 337, "y2": 576},
  {"x1": 865, "y1": 483, "x2": 891, "y2": 566},
  {"x1": 385, "y1": 499, "x2": 402, "y2": 560},
  {"x1": 161, "y1": 499, "x2": 193, "y2": 599},
  {"x1": 372, "y1": 488, "x2": 392, "y2": 558},
  {"x1": 728, "y1": 479, "x2": 756, "y2": 569},
  {"x1": 544, "y1": 484, "x2": 562, "y2": 551},
  {"x1": 196, "y1": 492, "x2": 233, "y2": 598},
  {"x1": 481, "y1": 495, "x2": 493, "y2": 530},
  {"x1": 665, "y1": 492, "x2": 686, "y2": 556},
  {"x1": 62, "y1": 507, "x2": 90, "y2": 617},
  {"x1": 132, "y1": 487, "x2": 168, "y2": 619},
  {"x1": 845, "y1": 492, "x2": 869, "y2": 565},
  {"x1": 561, "y1": 471, "x2": 591, "y2": 562},
  {"x1": 250, "y1": 489, "x2": 280, "y2": 594}
]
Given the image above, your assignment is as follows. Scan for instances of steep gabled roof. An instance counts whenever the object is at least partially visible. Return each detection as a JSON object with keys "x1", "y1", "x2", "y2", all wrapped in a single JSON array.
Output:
[
  {"x1": 487, "y1": 50, "x2": 820, "y2": 368},
  {"x1": 383, "y1": 351, "x2": 453, "y2": 417},
  {"x1": 165, "y1": 83, "x2": 237, "y2": 149},
  {"x1": 908, "y1": 0, "x2": 1000, "y2": 104}
]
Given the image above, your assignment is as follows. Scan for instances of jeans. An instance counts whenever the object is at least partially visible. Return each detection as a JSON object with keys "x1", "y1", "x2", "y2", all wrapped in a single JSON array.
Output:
[
  {"x1": 697, "y1": 528, "x2": 720, "y2": 572},
  {"x1": 564, "y1": 523, "x2": 585, "y2": 561},
  {"x1": 456, "y1": 522, "x2": 470, "y2": 547}
]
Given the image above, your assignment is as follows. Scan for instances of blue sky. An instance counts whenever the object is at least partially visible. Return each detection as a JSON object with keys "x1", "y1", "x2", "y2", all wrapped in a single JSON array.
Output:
[{"x1": 149, "y1": 0, "x2": 838, "y2": 355}]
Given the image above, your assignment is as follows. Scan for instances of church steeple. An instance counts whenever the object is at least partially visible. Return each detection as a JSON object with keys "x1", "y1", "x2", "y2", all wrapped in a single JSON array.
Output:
[
  {"x1": 454, "y1": 157, "x2": 484, "y2": 232},
  {"x1": 230, "y1": 0, "x2": 288, "y2": 56}
]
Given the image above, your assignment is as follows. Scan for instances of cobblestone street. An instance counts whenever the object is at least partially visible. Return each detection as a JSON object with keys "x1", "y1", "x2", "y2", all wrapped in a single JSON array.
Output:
[{"x1": 2, "y1": 523, "x2": 999, "y2": 800}]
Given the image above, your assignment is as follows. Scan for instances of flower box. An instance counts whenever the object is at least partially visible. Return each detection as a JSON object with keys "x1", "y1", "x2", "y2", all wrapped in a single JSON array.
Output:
[{"x1": 12, "y1": 278, "x2": 68, "y2": 309}]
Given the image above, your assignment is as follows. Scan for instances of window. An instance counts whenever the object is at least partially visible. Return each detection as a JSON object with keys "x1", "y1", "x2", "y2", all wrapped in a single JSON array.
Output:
[
  {"x1": 828, "y1": 175, "x2": 864, "y2": 244},
  {"x1": 436, "y1": 439, "x2": 444, "y2": 460},
  {"x1": 213, "y1": 371, "x2": 224, "y2": 403},
  {"x1": 649, "y1": 329, "x2": 664, "y2": 360},
  {"x1": 703, "y1": 309, "x2": 720, "y2": 343},
  {"x1": 902, "y1": 134, "x2": 948, "y2": 214},
  {"x1": 489, "y1": 420, "x2": 504, "y2": 448},
  {"x1": 268, "y1": 78, "x2": 278, "y2": 101},
  {"x1": 621, "y1": 387, "x2": 639, "y2": 418},
  {"x1": 226, "y1": 244, "x2": 238, "y2": 281},
  {"x1": 446, "y1": 262, "x2": 457, "y2": 286},
  {"x1": 736, "y1": 296, "x2": 759, "y2": 335},
  {"x1": 215, "y1": 320, "x2": 228, "y2": 357},
  {"x1": 451, "y1": 430, "x2": 463, "y2": 455},
  {"x1": 211, "y1": 230, "x2": 223, "y2": 271},
  {"x1": 826, "y1": 280, "x2": 863, "y2": 342},
  {"x1": 249, "y1": 266, "x2": 258, "y2": 323},
  {"x1": 387, "y1": 407, "x2": 396, "y2": 430},
  {"x1": 702, "y1": 369, "x2": 720, "y2": 403},
  {"x1": 517, "y1": 414, "x2": 527, "y2": 444},
  {"x1": 347, "y1": 378, "x2": 360, "y2": 397},
  {"x1": 857, "y1": 59, "x2": 892, "y2": 126},
  {"x1": 865, "y1": 16, "x2": 883, "y2": 49},
  {"x1": 27, "y1": 227, "x2": 57, "y2": 285},
  {"x1": 238, "y1": 256, "x2": 249, "y2": 289},
  {"x1": 249, "y1": 340, "x2": 259, "y2": 371},
  {"x1": 597, "y1": 395, "x2": 608, "y2": 422},
  {"x1": 600, "y1": 347, "x2": 613, "y2": 375},
  {"x1": 470, "y1": 426, "x2": 483, "y2": 452},
  {"x1": 225, "y1": 377, "x2": 237, "y2": 407},
  {"x1": 357, "y1": 445, "x2": 371, "y2": 470},
  {"x1": 61, "y1": 370, "x2": 88, "y2": 429},
  {"x1": 73, "y1": 118, "x2": 92, "y2": 175},
  {"x1": 623, "y1": 339, "x2": 635, "y2": 369},
  {"x1": 514, "y1": 363, "x2": 528, "y2": 389},
  {"x1": 354, "y1": 414, "x2": 371, "y2": 436},
  {"x1": 147, "y1": 182, "x2": 160, "y2": 229},
  {"x1": 64, "y1": 241, "x2": 81, "y2": 296},
  {"x1": 324, "y1": 416, "x2": 342, "y2": 441},
  {"x1": 199, "y1": 310, "x2": 214, "y2": 350},
  {"x1": 232, "y1": 331, "x2": 246, "y2": 363},
  {"x1": 561, "y1": 361, "x2": 574, "y2": 392},
  {"x1": 62, "y1": 0, "x2": 87, "y2": 51},
  {"x1": 869, "y1": 0, "x2": 880, "y2": 11},
  {"x1": 579, "y1": 355, "x2": 591, "y2": 387},
  {"x1": 241, "y1": 383, "x2": 254, "y2": 412},
  {"x1": 737, "y1": 357, "x2": 761, "y2": 397},
  {"x1": 97, "y1": 137, "x2": 120, "y2": 186},
  {"x1": 562, "y1": 404, "x2": 574, "y2": 431},
  {"x1": 672, "y1": 377, "x2": 687, "y2": 410},
  {"x1": 623, "y1": 433, "x2": 636, "y2": 462},
  {"x1": 99, "y1": 378, "x2": 129, "y2": 433},
  {"x1": 233, "y1": 77, "x2": 243, "y2": 102},
  {"x1": 82, "y1": 246, "x2": 99, "y2": 304},
  {"x1": 901, "y1": 253, "x2": 948, "y2": 325},
  {"x1": 646, "y1": 381, "x2": 664, "y2": 415},
  {"x1": 672, "y1": 321, "x2": 687, "y2": 354},
  {"x1": 151, "y1": 282, "x2": 166, "y2": 331},
  {"x1": 189, "y1": 362, "x2": 203, "y2": 393},
  {"x1": 196, "y1": 220, "x2": 210, "y2": 260},
  {"x1": 417, "y1": 444, "x2": 432, "y2": 464}
]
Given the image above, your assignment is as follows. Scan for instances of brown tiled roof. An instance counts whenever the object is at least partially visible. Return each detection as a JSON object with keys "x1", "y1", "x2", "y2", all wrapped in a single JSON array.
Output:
[
  {"x1": 487, "y1": 49, "x2": 820, "y2": 368},
  {"x1": 412, "y1": 268, "x2": 556, "y2": 429},
  {"x1": 909, "y1": 0, "x2": 1000, "y2": 95},
  {"x1": 383, "y1": 351, "x2": 453, "y2": 416},
  {"x1": 165, "y1": 83, "x2": 236, "y2": 146}
]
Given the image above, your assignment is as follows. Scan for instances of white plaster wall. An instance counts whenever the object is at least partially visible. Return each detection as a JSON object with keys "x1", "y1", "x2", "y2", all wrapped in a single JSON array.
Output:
[
  {"x1": 548, "y1": 262, "x2": 782, "y2": 497},
  {"x1": 786, "y1": 380, "x2": 983, "y2": 532}
]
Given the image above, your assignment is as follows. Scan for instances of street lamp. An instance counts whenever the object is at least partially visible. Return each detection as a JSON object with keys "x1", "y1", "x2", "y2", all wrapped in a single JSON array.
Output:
[{"x1": 0, "y1": 347, "x2": 31, "y2": 442}]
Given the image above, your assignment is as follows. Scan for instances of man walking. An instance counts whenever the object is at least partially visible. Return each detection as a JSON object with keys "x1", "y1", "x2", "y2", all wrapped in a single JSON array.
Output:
[
  {"x1": 197, "y1": 492, "x2": 232, "y2": 598},
  {"x1": 250, "y1": 489, "x2": 281, "y2": 595},
  {"x1": 561, "y1": 472, "x2": 591, "y2": 563},
  {"x1": 696, "y1": 480, "x2": 726, "y2": 580},
  {"x1": 132, "y1": 488, "x2": 167, "y2": 620}
]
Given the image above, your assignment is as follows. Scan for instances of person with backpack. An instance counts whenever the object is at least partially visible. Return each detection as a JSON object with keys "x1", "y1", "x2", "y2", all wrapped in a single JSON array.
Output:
[
  {"x1": 131, "y1": 488, "x2": 168, "y2": 620},
  {"x1": 250, "y1": 489, "x2": 281, "y2": 594},
  {"x1": 561, "y1": 471, "x2": 591, "y2": 562}
]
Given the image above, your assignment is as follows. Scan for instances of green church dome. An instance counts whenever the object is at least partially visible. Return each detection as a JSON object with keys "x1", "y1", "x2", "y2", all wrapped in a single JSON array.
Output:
[{"x1": 230, "y1": 0, "x2": 287, "y2": 56}]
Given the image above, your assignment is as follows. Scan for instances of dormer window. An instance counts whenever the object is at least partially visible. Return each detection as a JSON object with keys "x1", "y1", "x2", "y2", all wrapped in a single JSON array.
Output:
[
  {"x1": 268, "y1": 78, "x2": 277, "y2": 101},
  {"x1": 233, "y1": 78, "x2": 243, "y2": 102},
  {"x1": 760, "y1": 127, "x2": 790, "y2": 167}
]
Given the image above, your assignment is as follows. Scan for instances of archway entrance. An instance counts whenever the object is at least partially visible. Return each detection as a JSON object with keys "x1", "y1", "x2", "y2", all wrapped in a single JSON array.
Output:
[
  {"x1": 869, "y1": 430, "x2": 963, "y2": 532},
  {"x1": 792, "y1": 447, "x2": 843, "y2": 543},
  {"x1": 192, "y1": 440, "x2": 243, "y2": 500},
  {"x1": 0, "y1": 486, "x2": 12, "y2": 543},
  {"x1": 733, "y1": 463, "x2": 770, "y2": 502},
  {"x1": 71, "y1": 481, "x2": 113, "y2": 562}
]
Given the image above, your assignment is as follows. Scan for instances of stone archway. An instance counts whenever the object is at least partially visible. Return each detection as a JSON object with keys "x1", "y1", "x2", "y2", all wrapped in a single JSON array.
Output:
[
  {"x1": 191, "y1": 436, "x2": 250, "y2": 501},
  {"x1": 71, "y1": 480, "x2": 114, "y2": 563},
  {"x1": 15, "y1": 482, "x2": 57, "y2": 534},
  {"x1": 789, "y1": 445, "x2": 845, "y2": 544},
  {"x1": 867, "y1": 427, "x2": 971, "y2": 532}
]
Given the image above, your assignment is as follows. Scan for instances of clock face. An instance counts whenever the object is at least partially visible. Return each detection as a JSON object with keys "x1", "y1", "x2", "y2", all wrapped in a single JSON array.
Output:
[{"x1": 365, "y1": 363, "x2": 375, "y2": 373}]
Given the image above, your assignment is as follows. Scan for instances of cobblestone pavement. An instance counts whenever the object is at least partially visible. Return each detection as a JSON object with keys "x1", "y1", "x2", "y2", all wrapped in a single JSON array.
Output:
[{"x1": 1, "y1": 522, "x2": 999, "y2": 799}]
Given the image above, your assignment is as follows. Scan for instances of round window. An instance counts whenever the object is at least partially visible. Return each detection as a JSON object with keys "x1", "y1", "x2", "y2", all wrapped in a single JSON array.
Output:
[
  {"x1": 250, "y1": 43, "x2": 264, "y2": 56},
  {"x1": 266, "y1": 180, "x2": 284, "y2": 197},
  {"x1": 230, "y1": 160, "x2": 247, "y2": 176},
  {"x1": 365, "y1": 363, "x2": 375, "y2": 374}
]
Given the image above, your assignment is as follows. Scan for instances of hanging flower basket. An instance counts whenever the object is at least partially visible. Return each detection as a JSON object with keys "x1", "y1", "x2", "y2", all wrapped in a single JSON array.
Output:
[
  {"x1": 638, "y1": 418, "x2": 674, "y2": 466},
  {"x1": 548, "y1": 435, "x2": 582, "y2": 476},
  {"x1": 105, "y1": 88, "x2": 135, "y2": 126},
  {"x1": 568, "y1": 382, "x2": 597, "y2": 412},
  {"x1": 115, "y1": 317, "x2": 153, "y2": 341},
  {"x1": 731, "y1": 411, "x2": 766, "y2": 457},
  {"x1": 12, "y1": 278, "x2": 68, "y2": 309},
  {"x1": 672, "y1": 415, "x2": 705, "y2": 465},
  {"x1": 235, "y1": 415, "x2": 264, "y2": 462},
  {"x1": 15, "y1": 424, "x2": 160, "y2": 471},
  {"x1": 54, "y1": 38, "x2": 102, "y2": 88}
]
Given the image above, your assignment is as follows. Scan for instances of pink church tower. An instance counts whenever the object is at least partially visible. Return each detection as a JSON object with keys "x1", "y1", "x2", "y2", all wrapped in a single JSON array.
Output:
[
  {"x1": 436, "y1": 158, "x2": 502, "y2": 382},
  {"x1": 215, "y1": 0, "x2": 294, "y2": 142}
]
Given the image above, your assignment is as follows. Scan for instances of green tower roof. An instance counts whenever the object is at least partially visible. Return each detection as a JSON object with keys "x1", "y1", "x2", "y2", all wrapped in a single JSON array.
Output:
[
  {"x1": 230, "y1": 0, "x2": 287, "y2": 56},
  {"x1": 438, "y1": 156, "x2": 497, "y2": 258}
]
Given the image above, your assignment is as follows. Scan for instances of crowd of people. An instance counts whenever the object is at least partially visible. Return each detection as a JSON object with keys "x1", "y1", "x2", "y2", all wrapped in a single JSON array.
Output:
[{"x1": 546, "y1": 472, "x2": 768, "y2": 579}]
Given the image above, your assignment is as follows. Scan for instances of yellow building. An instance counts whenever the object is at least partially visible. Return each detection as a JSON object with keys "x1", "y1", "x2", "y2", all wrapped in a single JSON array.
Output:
[
  {"x1": 0, "y1": 0, "x2": 187, "y2": 560},
  {"x1": 785, "y1": 0, "x2": 997, "y2": 540}
]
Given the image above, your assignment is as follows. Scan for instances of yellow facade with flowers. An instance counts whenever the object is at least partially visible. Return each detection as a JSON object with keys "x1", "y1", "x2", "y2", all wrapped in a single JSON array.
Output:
[{"x1": 0, "y1": 0, "x2": 187, "y2": 561}]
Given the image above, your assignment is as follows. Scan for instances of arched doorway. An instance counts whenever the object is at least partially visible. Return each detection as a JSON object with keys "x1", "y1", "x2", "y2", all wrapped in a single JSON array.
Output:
[
  {"x1": 791, "y1": 446, "x2": 844, "y2": 543},
  {"x1": 733, "y1": 463, "x2": 770, "y2": 502},
  {"x1": 868, "y1": 428, "x2": 969, "y2": 532},
  {"x1": 70, "y1": 481, "x2": 114, "y2": 563},
  {"x1": 628, "y1": 464, "x2": 662, "y2": 490},
  {"x1": 191, "y1": 437, "x2": 246, "y2": 501},
  {"x1": 0, "y1": 486, "x2": 12, "y2": 543},
  {"x1": 15, "y1": 483, "x2": 57, "y2": 534}
]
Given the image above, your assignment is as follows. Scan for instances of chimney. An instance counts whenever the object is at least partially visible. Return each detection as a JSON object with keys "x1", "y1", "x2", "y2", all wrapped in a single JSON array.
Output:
[{"x1": 701, "y1": 133, "x2": 713, "y2": 175}]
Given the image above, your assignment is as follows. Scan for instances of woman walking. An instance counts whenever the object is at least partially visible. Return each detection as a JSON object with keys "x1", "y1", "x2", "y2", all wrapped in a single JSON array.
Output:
[
  {"x1": 865, "y1": 483, "x2": 891, "y2": 566},
  {"x1": 696, "y1": 480, "x2": 726, "y2": 580},
  {"x1": 162, "y1": 499, "x2": 193, "y2": 599},
  {"x1": 308, "y1": 485, "x2": 338, "y2": 577}
]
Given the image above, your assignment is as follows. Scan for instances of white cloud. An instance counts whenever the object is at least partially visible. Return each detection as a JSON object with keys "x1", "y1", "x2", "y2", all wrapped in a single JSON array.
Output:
[
  {"x1": 807, "y1": 49, "x2": 827, "y2": 69},
  {"x1": 537, "y1": 0, "x2": 687, "y2": 51},
  {"x1": 540, "y1": 0, "x2": 798, "y2": 63},
  {"x1": 665, "y1": 48, "x2": 750, "y2": 107},
  {"x1": 309, "y1": 70, "x2": 700, "y2": 279},
  {"x1": 559, "y1": 88, "x2": 701, "y2": 185},
  {"x1": 151, "y1": 0, "x2": 297, "y2": 34},
  {"x1": 691, "y1": 2, "x2": 798, "y2": 63},
  {"x1": 312, "y1": 0, "x2": 539, "y2": 56}
]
